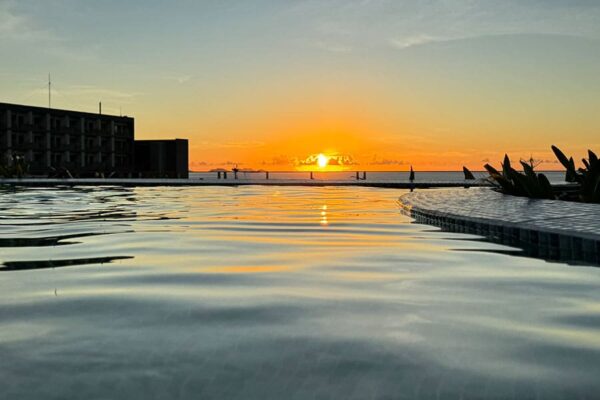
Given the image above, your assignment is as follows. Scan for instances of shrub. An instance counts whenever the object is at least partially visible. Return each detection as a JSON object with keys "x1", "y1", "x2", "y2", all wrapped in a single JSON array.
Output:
[
  {"x1": 484, "y1": 154, "x2": 554, "y2": 199},
  {"x1": 552, "y1": 146, "x2": 600, "y2": 203}
]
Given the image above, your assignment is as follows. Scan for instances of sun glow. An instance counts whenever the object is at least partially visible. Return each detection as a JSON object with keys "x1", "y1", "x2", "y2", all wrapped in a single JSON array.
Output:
[
  {"x1": 295, "y1": 152, "x2": 354, "y2": 171},
  {"x1": 317, "y1": 154, "x2": 328, "y2": 168}
]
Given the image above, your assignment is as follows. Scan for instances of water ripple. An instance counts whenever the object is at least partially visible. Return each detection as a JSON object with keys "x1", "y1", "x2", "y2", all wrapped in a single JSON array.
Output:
[{"x1": 0, "y1": 186, "x2": 599, "y2": 399}]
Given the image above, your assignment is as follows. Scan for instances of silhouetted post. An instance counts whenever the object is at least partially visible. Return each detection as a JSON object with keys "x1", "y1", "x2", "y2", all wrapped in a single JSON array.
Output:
[
  {"x1": 265, "y1": 171, "x2": 269, "y2": 180},
  {"x1": 217, "y1": 171, "x2": 221, "y2": 179},
  {"x1": 409, "y1": 166, "x2": 415, "y2": 192},
  {"x1": 362, "y1": 171, "x2": 366, "y2": 180},
  {"x1": 234, "y1": 171, "x2": 238, "y2": 179},
  {"x1": 356, "y1": 171, "x2": 359, "y2": 180},
  {"x1": 310, "y1": 172, "x2": 314, "y2": 180},
  {"x1": 223, "y1": 171, "x2": 227, "y2": 179}
]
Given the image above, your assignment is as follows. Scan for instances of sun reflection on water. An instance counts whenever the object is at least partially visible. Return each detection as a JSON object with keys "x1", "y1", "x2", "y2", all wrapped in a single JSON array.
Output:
[{"x1": 320, "y1": 204, "x2": 328, "y2": 226}]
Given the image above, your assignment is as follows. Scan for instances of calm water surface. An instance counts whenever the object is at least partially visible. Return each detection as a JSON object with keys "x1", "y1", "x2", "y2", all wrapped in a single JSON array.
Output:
[
  {"x1": 190, "y1": 170, "x2": 567, "y2": 183},
  {"x1": 1, "y1": 186, "x2": 599, "y2": 399}
]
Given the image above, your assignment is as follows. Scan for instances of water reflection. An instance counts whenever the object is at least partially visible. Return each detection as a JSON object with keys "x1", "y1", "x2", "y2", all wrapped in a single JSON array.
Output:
[
  {"x1": 320, "y1": 204, "x2": 328, "y2": 226},
  {"x1": 0, "y1": 186, "x2": 599, "y2": 399},
  {"x1": 1, "y1": 256, "x2": 134, "y2": 271},
  {"x1": 0, "y1": 231, "x2": 131, "y2": 247}
]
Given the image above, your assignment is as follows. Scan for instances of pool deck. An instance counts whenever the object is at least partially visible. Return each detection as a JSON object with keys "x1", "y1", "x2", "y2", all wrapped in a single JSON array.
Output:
[
  {"x1": 0, "y1": 178, "x2": 489, "y2": 189},
  {"x1": 399, "y1": 188, "x2": 600, "y2": 265}
]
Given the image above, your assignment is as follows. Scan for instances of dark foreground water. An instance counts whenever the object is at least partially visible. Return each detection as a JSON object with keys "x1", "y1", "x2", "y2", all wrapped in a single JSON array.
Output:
[{"x1": 0, "y1": 186, "x2": 599, "y2": 399}]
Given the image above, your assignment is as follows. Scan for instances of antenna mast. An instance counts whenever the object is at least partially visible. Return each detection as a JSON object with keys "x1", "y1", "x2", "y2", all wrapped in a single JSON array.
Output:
[{"x1": 48, "y1": 73, "x2": 51, "y2": 109}]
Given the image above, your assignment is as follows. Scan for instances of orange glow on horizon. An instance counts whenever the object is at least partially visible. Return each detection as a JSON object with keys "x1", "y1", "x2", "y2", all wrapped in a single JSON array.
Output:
[{"x1": 171, "y1": 76, "x2": 597, "y2": 173}]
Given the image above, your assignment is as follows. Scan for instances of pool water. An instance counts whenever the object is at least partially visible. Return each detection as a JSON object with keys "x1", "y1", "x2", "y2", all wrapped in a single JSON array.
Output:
[{"x1": 1, "y1": 186, "x2": 599, "y2": 399}]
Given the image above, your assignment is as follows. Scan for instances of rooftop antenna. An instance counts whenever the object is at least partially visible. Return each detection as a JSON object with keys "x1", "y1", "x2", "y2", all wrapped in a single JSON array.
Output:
[{"x1": 48, "y1": 73, "x2": 51, "y2": 109}]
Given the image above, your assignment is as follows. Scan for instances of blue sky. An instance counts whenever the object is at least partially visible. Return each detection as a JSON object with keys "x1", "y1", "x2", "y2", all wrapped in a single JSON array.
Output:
[{"x1": 2, "y1": 1, "x2": 600, "y2": 169}]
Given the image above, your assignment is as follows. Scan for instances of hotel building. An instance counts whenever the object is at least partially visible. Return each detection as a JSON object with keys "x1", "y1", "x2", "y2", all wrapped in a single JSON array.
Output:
[{"x1": 0, "y1": 102, "x2": 188, "y2": 178}]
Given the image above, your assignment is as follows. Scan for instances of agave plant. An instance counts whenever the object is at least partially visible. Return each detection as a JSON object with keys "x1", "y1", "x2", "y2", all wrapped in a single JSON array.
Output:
[
  {"x1": 552, "y1": 145, "x2": 600, "y2": 203},
  {"x1": 463, "y1": 166, "x2": 476, "y2": 180},
  {"x1": 484, "y1": 154, "x2": 554, "y2": 199}
]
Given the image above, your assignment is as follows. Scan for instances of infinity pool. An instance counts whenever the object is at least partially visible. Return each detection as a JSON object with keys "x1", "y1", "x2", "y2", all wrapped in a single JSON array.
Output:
[{"x1": 1, "y1": 186, "x2": 599, "y2": 399}]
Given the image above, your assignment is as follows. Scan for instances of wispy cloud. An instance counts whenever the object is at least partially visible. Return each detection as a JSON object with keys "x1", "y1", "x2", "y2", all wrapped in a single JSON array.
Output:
[
  {"x1": 261, "y1": 155, "x2": 293, "y2": 166},
  {"x1": 0, "y1": 1, "x2": 58, "y2": 42},
  {"x1": 192, "y1": 140, "x2": 265, "y2": 150},
  {"x1": 59, "y1": 85, "x2": 141, "y2": 100},
  {"x1": 190, "y1": 160, "x2": 246, "y2": 168},
  {"x1": 16, "y1": 84, "x2": 142, "y2": 113},
  {"x1": 389, "y1": 34, "x2": 440, "y2": 49},
  {"x1": 0, "y1": 2, "x2": 23, "y2": 34},
  {"x1": 292, "y1": 0, "x2": 600, "y2": 53},
  {"x1": 368, "y1": 156, "x2": 407, "y2": 166}
]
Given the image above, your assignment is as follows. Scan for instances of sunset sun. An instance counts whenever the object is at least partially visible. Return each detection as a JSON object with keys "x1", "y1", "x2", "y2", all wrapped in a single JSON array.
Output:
[{"x1": 317, "y1": 153, "x2": 328, "y2": 168}]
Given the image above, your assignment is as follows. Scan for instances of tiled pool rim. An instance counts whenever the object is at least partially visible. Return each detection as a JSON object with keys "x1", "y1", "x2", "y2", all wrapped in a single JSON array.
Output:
[{"x1": 399, "y1": 188, "x2": 600, "y2": 265}]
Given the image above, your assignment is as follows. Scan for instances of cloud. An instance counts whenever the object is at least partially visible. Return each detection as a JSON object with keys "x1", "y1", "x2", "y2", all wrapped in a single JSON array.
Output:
[
  {"x1": 20, "y1": 84, "x2": 142, "y2": 113},
  {"x1": 296, "y1": 153, "x2": 357, "y2": 167},
  {"x1": 191, "y1": 160, "x2": 247, "y2": 168},
  {"x1": 389, "y1": 34, "x2": 438, "y2": 49},
  {"x1": 0, "y1": 1, "x2": 58, "y2": 42},
  {"x1": 0, "y1": 3, "x2": 23, "y2": 34},
  {"x1": 193, "y1": 140, "x2": 265, "y2": 149},
  {"x1": 293, "y1": 0, "x2": 600, "y2": 55},
  {"x1": 368, "y1": 157, "x2": 407, "y2": 166},
  {"x1": 261, "y1": 155, "x2": 293, "y2": 166},
  {"x1": 61, "y1": 85, "x2": 141, "y2": 100}
]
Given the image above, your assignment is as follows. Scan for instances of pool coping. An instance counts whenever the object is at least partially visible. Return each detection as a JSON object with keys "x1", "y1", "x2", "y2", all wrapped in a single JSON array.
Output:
[{"x1": 399, "y1": 188, "x2": 600, "y2": 265}]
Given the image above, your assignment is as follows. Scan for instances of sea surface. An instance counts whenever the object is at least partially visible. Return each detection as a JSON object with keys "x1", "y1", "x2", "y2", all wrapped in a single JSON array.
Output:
[
  {"x1": 190, "y1": 170, "x2": 567, "y2": 184},
  {"x1": 1, "y1": 185, "x2": 599, "y2": 399}
]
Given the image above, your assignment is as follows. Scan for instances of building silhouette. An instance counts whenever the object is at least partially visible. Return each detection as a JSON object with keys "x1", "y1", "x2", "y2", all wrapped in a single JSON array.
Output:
[
  {"x1": 0, "y1": 102, "x2": 188, "y2": 178},
  {"x1": 134, "y1": 139, "x2": 188, "y2": 178}
]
